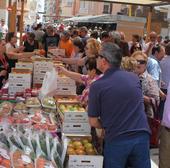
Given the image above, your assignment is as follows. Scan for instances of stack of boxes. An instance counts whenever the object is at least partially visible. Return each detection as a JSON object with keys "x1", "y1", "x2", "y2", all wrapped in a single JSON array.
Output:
[
  {"x1": 8, "y1": 69, "x2": 32, "y2": 95},
  {"x1": 33, "y1": 58, "x2": 53, "y2": 86},
  {"x1": 15, "y1": 61, "x2": 33, "y2": 71},
  {"x1": 56, "y1": 76, "x2": 76, "y2": 95}
]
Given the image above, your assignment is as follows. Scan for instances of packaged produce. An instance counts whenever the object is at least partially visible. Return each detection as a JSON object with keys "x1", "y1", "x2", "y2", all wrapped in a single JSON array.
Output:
[
  {"x1": 67, "y1": 138, "x2": 96, "y2": 156},
  {"x1": 51, "y1": 139, "x2": 63, "y2": 168},
  {"x1": 8, "y1": 134, "x2": 23, "y2": 150},
  {"x1": 26, "y1": 97, "x2": 41, "y2": 108},
  {"x1": 11, "y1": 149, "x2": 34, "y2": 168},
  {"x1": 14, "y1": 102, "x2": 27, "y2": 111},
  {"x1": 12, "y1": 113, "x2": 30, "y2": 124},
  {"x1": 0, "y1": 142, "x2": 11, "y2": 168},
  {"x1": 0, "y1": 102, "x2": 13, "y2": 117},
  {"x1": 35, "y1": 157, "x2": 56, "y2": 168},
  {"x1": 42, "y1": 96, "x2": 56, "y2": 109}
]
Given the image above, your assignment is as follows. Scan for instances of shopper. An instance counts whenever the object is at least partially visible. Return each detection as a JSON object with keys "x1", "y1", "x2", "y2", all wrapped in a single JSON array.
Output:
[
  {"x1": 42, "y1": 25, "x2": 60, "y2": 57},
  {"x1": 55, "y1": 38, "x2": 101, "y2": 75},
  {"x1": 24, "y1": 32, "x2": 39, "y2": 52},
  {"x1": 88, "y1": 42, "x2": 151, "y2": 168},
  {"x1": 58, "y1": 31, "x2": 74, "y2": 58},
  {"x1": 159, "y1": 42, "x2": 170, "y2": 119},
  {"x1": 159, "y1": 82, "x2": 170, "y2": 168},
  {"x1": 147, "y1": 44, "x2": 165, "y2": 87},
  {"x1": 0, "y1": 19, "x2": 8, "y2": 40},
  {"x1": 5, "y1": 32, "x2": 24, "y2": 68},
  {"x1": 132, "y1": 51, "x2": 160, "y2": 118},
  {"x1": 55, "y1": 57, "x2": 102, "y2": 107},
  {"x1": 144, "y1": 31, "x2": 158, "y2": 56},
  {"x1": 0, "y1": 38, "x2": 9, "y2": 88}
]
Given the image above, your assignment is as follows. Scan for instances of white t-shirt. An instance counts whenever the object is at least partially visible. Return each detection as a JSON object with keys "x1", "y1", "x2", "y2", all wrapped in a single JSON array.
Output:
[
  {"x1": 0, "y1": 24, "x2": 8, "y2": 39},
  {"x1": 5, "y1": 43, "x2": 16, "y2": 53}
]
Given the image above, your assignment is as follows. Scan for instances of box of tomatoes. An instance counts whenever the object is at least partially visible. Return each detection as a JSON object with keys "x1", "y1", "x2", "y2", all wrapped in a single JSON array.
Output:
[{"x1": 63, "y1": 135, "x2": 103, "y2": 168}]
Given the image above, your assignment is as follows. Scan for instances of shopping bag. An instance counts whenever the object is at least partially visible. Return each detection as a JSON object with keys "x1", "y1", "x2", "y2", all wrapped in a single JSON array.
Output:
[
  {"x1": 147, "y1": 117, "x2": 160, "y2": 147},
  {"x1": 162, "y1": 83, "x2": 170, "y2": 128},
  {"x1": 39, "y1": 68, "x2": 58, "y2": 99}
]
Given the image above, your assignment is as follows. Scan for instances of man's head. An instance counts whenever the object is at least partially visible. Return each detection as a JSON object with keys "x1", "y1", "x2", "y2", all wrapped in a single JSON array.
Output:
[
  {"x1": 100, "y1": 31, "x2": 110, "y2": 43},
  {"x1": 46, "y1": 25, "x2": 54, "y2": 35},
  {"x1": 79, "y1": 26, "x2": 88, "y2": 38},
  {"x1": 60, "y1": 31, "x2": 70, "y2": 42},
  {"x1": 28, "y1": 32, "x2": 35, "y2": 42},
  {"x1": 109, "y1": 31, "x2": 121, "y2": 46},
  {"x1": 149, "y1": 31, "x2": 157, "y2": 43},
  {"x1": 152, "y1": 44, "x2": 165, "y2": 61},
  {"x1": 97, "y1": 42, "x2": 122, "y2": 72}
]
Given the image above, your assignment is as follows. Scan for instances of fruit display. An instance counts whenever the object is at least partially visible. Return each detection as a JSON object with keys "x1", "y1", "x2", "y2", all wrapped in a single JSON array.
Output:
[
  {"x1": 42, "y1": 96, "x2": 56, "y2": 109},
  {"x1": 35, "y1": 157, "x2": 56, "y2": 168},
  {"x1": 26, "y1": 97, "x2": 41, "y2": 108},
  {"x1": 58, "y1": 103, "x2": 85, "y2": 113},
  {"x1": 0, "y1": 143, "x2": 11, "y2": 168},
  {"x1": 12, "y1": 150, "x2": 34, "y2": 168},
  {"x1": 67, "y1": 138, "x2": 96, "y2": 155},
  {"x1": 0, "y1": 123, "x2": 63, "y2": 168},
  {"x1": 0, "y1": 101, "x2": 13, "y2": 117},
  {"x1": 56, "y1": 96, "x2": 78, "y2": 103},
  {"x1": 14, "y1": 102, "x2": 27, "y2": 111}
]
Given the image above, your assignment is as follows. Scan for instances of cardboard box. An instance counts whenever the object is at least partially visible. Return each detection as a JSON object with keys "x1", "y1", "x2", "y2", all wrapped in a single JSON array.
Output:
[
  {"x1": 64, "y1": 112, "x2": 88, "y2": 123},
  {"x1": 48, "y1": 48, "x2": 65, "y2": 57},
  {"x1": 9, "y1": 73, "x2": 32, "y2": 84},
  {"x1": 57, "y1": 77, "x2": 75, "y2": 86},
  {"x1": 57, "y1": 102, "x2": 88, "y2": 123},
  {"x1": 15, "y1": 62, "x2": 33, "y2": 70},
  {"x1": 56, "y1": 86, "x2": 76, "y2": 96},
  {"x1": 68, "y1": 155, "x2": 103, "y2": 168},
  {"x1": 62, "y1": 123, "x2": 91, "y2": 135},
  {"x1": 8, "y1": 85, "x2": 30, "y2": 95}
]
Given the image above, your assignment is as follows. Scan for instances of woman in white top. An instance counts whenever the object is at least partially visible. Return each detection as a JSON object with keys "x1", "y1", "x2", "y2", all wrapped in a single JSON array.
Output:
[{"x1": 5, "y1": 32, "x2": 34, "y2": 68}]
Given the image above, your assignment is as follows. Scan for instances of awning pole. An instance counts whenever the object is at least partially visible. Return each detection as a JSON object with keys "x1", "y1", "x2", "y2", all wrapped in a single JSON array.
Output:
[
  {"x1": 20, "y1": 0, "x2": 24, "y2": 46},
  {"x1": 146, "y1": 6, "x2": 153, "y2": 39}
]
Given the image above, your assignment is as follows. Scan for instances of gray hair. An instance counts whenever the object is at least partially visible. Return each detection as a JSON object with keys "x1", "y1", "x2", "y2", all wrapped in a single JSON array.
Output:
[
  {"x1": 100, "y1": 42, "x2": 122, "y2": 67},
  {"x1": 109, "y1": 31, "x2": 121, "y2": 45}
]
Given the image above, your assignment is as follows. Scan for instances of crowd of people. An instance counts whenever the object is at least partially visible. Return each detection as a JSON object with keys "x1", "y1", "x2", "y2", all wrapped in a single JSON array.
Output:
[{"x1": 1, "y1": 19, "x2": 170, "y2": 168}]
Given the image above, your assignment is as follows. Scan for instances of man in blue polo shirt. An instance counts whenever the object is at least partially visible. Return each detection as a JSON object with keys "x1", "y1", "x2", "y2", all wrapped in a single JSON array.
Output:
[{"x1": 88, "y1": 42, "x2": 151, "y2": 168}]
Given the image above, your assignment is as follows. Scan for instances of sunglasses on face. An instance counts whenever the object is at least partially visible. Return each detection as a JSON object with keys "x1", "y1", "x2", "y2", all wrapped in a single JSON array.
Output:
[{"x1": 136, "y1": 60, "x2": 147, "y2": 65}]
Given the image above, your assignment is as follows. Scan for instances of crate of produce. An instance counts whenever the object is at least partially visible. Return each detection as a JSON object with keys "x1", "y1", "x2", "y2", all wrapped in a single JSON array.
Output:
[
  {"x1": 64, "y1": 136, "x2": 103, "y2": 168},
  {"x1": 55, "y1": 95, "x2": 79, "y2": 104},
  {"x1": 58, "y1": 102, "x2": 88, "y2": 123}
]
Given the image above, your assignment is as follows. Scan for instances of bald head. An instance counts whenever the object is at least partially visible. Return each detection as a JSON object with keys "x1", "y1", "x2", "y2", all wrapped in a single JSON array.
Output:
[{"x1": 149, "y1": 31, "x2": 157, "y2": 43}]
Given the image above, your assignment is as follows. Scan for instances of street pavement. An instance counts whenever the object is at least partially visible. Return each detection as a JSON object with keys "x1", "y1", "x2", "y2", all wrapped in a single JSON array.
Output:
[{"x1": 151, "y1": 148, "x2": 159, "y2": 168}]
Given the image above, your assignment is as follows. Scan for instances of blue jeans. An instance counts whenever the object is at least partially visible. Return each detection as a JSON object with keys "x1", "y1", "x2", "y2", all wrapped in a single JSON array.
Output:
[{"x1": 104, "y1": 132, "x2": 151, "y2": 168}]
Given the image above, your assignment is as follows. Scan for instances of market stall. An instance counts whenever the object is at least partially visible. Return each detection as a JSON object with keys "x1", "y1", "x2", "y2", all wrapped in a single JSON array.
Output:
[{"x1": 0, "y1": 49, "x2": 103, "y2": 168}]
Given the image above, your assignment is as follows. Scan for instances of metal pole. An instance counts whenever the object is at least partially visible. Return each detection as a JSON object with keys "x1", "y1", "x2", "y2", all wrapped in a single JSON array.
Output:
[
  {"x1": 146, "y1": 7, "x2": 153, "y2": 40},
  {"x1": 9, "y1": 0, "x2": 17, "y2": 33},
  {"x1": 20, "y1": 0, "x2": 24, "y2": 45}
]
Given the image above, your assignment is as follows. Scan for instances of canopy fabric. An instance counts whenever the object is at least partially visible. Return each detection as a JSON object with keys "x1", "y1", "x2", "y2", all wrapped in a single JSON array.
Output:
[{"x1": 83, "y1": 0, "x2": 170, "y2": 6}]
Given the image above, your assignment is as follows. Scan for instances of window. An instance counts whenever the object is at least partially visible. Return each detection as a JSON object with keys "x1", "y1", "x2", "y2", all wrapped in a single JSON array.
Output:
[
  {"x1": 103, "y1": 4, "x2": 110, "y2": 14},
  {"x1": 80, "y1": 0, "x2": 87, "y2": 8},
  {"x1": 66, "y1": 0, "x2": 73, "y2": 7}
]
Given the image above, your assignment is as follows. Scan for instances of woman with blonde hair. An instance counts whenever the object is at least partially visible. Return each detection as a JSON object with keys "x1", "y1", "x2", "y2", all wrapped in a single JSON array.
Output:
[
  {"x1": 54, "y1": 38, "x2": 101, "y2": 74},
  {"x1": 131, "y1": 51, "x2": 160, "y2": 118}
]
